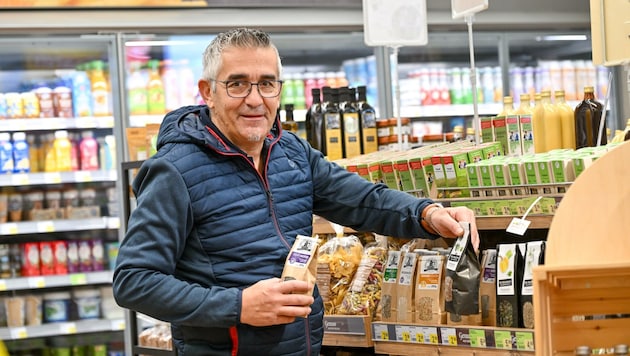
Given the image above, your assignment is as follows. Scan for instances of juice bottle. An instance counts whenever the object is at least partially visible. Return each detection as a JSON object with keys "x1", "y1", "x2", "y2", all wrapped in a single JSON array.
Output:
[
  {"x1": 147, "y1": 59, "x2": 166, "y2": 115},
  {"x1": 516, "y1": 93, "x2": 534, "y2": 155},
  {"x1": 53, "y1": 130, "x2": 72, "y2": 172},
  {"x1": 178, "y1": 59, "x2": 196, "y2": 106},
  {"x1": 26, "y1": 134, "x2": 41, "y2": 173},
  {"x1": 541, "y1": 90, "x2": 563, "y2": 151},
  {"x1": 70, "y1": 132, "x2": 80, "y2": 171},
  {"x1": 161, "y1": 59, "x2": 180, "y2": 112},
  {"x1": 127, "y1": 61, "x2": 148, "y2": 116},
  {"x1": 79, "y1": 130, "x2": 99, "y2": 171},
  {"x1": 0, "y1": 133, "x2": 14, "y2": 174},
  {"x1": 71, "y1": 65, "x2": 93, "y2": 117},
  {"x1": 554, "y1": 90, "x2": 576, "y2": 149},
  {"x1": 90, "y1": 60, "x2": 111, "y2": 117},
  {"x1": 574, "y1": 86, "x2": 606, "y2": 148},
  {"x1": 12, "y1": 132, "x2": 30, "y2": 173},
  {"x1": 532, "y1": 93, "x2": 546, "y2": 153},
  {"x1": 292, "y1": 72, "x2": 306, "y2": 110},
  {"x1": 43, "y1": 133, "x2": 57, "y2": 173}
]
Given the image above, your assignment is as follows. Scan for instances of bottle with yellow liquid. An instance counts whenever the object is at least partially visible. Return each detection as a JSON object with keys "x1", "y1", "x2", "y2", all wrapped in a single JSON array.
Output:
[
  {"x1": 90, "y1": 60, "x2": 111, "y2": 117},
  {"x1": 554, "y1": 90, "x2": 576, "y2": 149},
  {"x1": 532, "y1": 93, "x2": 545, "y2": 153},
  {"x1": 53, "y1": 130, "x2": 73, "y2": 172},
  {"x1": 541, "y1": 90, "x2": 563, "y2": 151},
  {"x1": 516, "y1": 93, "x2": 534, "y2": 154}
]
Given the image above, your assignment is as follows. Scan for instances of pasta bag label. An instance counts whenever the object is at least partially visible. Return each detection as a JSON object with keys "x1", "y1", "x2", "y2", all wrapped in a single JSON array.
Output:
[{"x1": 281, "y1": 235, "x2": 319, "y2": 296}]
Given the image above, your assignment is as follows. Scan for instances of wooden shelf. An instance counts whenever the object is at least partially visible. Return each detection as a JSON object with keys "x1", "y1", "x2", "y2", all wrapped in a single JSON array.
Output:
[{"x1": 313, "y1": 214, "x2": 553, "y2": 235}]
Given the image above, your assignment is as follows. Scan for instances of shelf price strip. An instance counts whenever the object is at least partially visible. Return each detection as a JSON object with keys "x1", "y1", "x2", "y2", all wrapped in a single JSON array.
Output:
[
  {"x1": 372, "y1": 323, "x2": 389, "y2": 341},
  {"x1": 440, "y1": 327, "x2": 457, "y2": 346},
  {"x1": 395, "y1": 325, "x2": 413, "y2": 343},
  {"x1": 494, "y1": 330, "x2": 513, "y2": 349},
  {"x1": 469, "y1": 329, "x2": 487, "y2": 347},
  {"x1": 516, "y1": 331, "x2": 535, "y2": 351}
]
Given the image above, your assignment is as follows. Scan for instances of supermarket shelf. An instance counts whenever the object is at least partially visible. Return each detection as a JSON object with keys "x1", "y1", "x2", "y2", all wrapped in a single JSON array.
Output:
[
  {"x1": 401, "y1": 103, "x2": 502, "y2": 118},
  {"x1": 129, "y1": 115, "x2": 164, "y2": 127},
  {"x1": 0, "y1": 216, "x2": 120, "y2": 236},
  {"x1": 0, "y1": 318, "x2": 125, "y2": 341},
  {"x1": 0, "y1": 270, "x2": 113, "y2": 292},
  {"x1": 132, "y1": 346, "x2": 175, "y2": 356},
  {"x1": 0, "y1": 117, "x2": 115, "y2": 132},
  {"x1": 0, "y1": 170, "x2": 117, "y2": 187},
  {"x1": 372, "y1": 322, "x2": 534, "y2": 354},
  {"x1": 312, "y1": 214, "x2": 553, "y2": 234}
]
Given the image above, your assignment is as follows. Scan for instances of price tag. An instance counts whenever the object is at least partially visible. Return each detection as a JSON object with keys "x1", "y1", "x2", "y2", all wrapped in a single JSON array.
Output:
[
  {"x1": 395, "y1": 325, "x2": 413, "y2": 342},
  {"x1": 440, "y1": 327, "x2": 457, "y2": 346},
  {"x1": 111, "y1": 319, "x2": 126, "y2": 330},
  {"x1": 0, "y1": 280, "x2": 6, "y2": 291},
  {"x1": 10, "y1": 327, "x2": 28, "y2": 339},
  {"x1": 423, "y1": 327, "x2": 438, "y2": 344},
  {"x1": 1, "y1": 223, "x2": 19, "y2": 235},
  {"x1": 59, "y1": 322, "x2": 77, "y2": 334},
  {"x1": 70, "y1": 273, "x2": 87, "y2": 285},
  {"x1": 11, "y1": 174, "x2": 30, "y2": 185},
  {"x1": 28, "y1": 277, "x2": 46, "y2": 289},
  {"x1": 74, "y1": 171, "x2": 93, "y2": 182},
  {"x1": 415, "y1": 329, "x2": 424, "y2": 344},
  {"x1": 107, "y1": 217, "x2": 121, "y2": 229},
  {"x1": 516, "y1": 331, "x2": 535, "y2": 351},
  {"x1": 494, "y1": 330, "x2": 513, "y2": 349},
  {"x1": 469, "y1": 329, "x2": 486, "y2": 347},
  {"x1": 43, "y1": 172, "x2": 62, "y2": 184},
  {"x1": 373, "y1": 323, "x2": 389, "y2": 340},
  {"x1": 506, "y1": 217, "x2": 531, "y2": 236},
  {"x1": 36, "y1": 221, "x2": 56, "y2": 233}
]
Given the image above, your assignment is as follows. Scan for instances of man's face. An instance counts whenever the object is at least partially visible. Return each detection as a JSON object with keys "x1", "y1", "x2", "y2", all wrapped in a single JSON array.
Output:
[{"x1": 199, "y1": 46, "x2": 281, "y2": 148}]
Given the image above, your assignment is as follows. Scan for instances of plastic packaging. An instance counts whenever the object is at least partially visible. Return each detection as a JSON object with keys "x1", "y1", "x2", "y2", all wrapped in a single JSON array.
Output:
[
  {"x1": 73, "y1": 288, "x2": 101, "y2": 320},
  {"x1": 43, "y1": 291, "x2": 71, "y2": 322},
  {"x1": 12, "y1": 132, "x2": 30, "y2": 173}
]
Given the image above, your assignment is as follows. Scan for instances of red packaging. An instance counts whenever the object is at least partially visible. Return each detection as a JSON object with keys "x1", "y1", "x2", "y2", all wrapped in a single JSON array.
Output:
[
  {"x1": 39, "y1": 241, "x2": 55, "y2": 275},
  {"x1": 52, "y1": 241, "x2": 68, "y2": 275},
  {"x1": 21, "y1": 243, "x2": 40, "y2": 277}
]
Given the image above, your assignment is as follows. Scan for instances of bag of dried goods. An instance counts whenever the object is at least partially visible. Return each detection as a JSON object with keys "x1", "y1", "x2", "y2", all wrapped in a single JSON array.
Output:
[
  {"x1": 338, "y1": 234, "x2": 388, "y2": 317},
  {"x1": 281, "y1": 234, "x2": 320, "y2": 296},
  {"x1": 317, "y1": 233, "x2": 363, "y2": 314},
  {"x1": 444, "y1": 222, "x2": 481, "y2": 315}
]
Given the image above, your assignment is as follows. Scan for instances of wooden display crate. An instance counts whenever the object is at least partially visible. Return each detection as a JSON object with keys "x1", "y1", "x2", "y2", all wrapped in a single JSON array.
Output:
[{"x1": 533, "y1": 263, "x2": 630, "y2": 355}]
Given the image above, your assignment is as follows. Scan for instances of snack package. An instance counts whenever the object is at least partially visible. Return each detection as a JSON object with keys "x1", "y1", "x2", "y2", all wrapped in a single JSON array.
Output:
[
  {"x1": 480, "y1": 249, "x2": 498, "y2": 326},
  {"x1": 338, "y1": 234, "x2": 388, "y2": 318},
  {"x1": 414, "y1": 250, "x2": 447, "y2": 325},
  {"x1": 444, "y1": 222, "x2": 481, "y2": 315},
  {"x1": 396, "y1": 250, "x2": 418, "y2": 323},
  {"x1": 378, "y1": 249, "x2": 402, "y2": 322},
  {"x1": 317, "y1": 232, "x2": 363, "y2": 314},
  {"x1": 281, "y1": 234, "x2": 320, "y2": 296}
]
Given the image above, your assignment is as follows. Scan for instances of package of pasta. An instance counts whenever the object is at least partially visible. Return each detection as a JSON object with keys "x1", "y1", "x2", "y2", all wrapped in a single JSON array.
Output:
[
  {"x1": 317, "y1": 233, "x2": 363, "y2": 314},
  {"x1": 281, "y1": 234, "x2": 320, "y2": 296},
  {"x1": 337, "y1": 235, "x2": 388, "y2": 317},
  {"x1": 444, "y1": 221, "x2": 481, "y2": 315}
]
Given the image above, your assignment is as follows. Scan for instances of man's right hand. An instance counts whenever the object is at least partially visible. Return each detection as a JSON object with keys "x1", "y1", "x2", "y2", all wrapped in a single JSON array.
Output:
[{"x1": 240, "y1": 278, "x2": 314, "y2": 327}]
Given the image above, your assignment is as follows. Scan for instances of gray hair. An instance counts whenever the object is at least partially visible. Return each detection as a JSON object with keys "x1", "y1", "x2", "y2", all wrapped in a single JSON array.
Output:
[{"x1": 201, "y1": 27, "x2": 283, "y2": 92}]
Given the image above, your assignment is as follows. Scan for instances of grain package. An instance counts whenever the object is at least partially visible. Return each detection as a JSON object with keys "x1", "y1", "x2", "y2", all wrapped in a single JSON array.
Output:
[
  {"x1": 480, "y1": 249, "x2": 498, "y2": 326},
  {"x1": 444, "y1": 222, "x2": 481, "y2": 315},
  {"x1": 414, "y1": 251, "x2": 446, "y2": 325},
  {"x1": 496, "y1": 243, "x2": 524, "y2": 328},
  {"x1": 281, "y1": 234, "x2": 320, "y2": 296},
  {"x1": 520, "y1": 241, "x2": 545, "y2": 329},
  {"x1": 395, "y1": 251, "x2": 418, "y2": 323},
  {"x1": 317, "y1": 234, "x2": 363, "y2": 314},
  {"x1": 378, "y1": 250, "x2": 402, "y2": 322},
  {"x1": 338, "y1": 237, "x2": 388, "y2": 318}
]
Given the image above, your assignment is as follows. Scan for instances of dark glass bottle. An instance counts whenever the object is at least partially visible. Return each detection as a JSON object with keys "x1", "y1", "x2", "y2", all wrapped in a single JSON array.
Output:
[
  {"x1": 339, "y1": 87, "x2": 361, "y2": 158},
  {"x1": 281, "y1": 104, "x2": 298, "y2": 133},
  {"x1": 574, "y1": 86, "x2": 606, "y2": 148},
  {"x1": 305, "y1": 88, "x2": 324, "y2": 152},
  {"x1": 357, "y1": 86, "x2": 378, "y2": 154},
  {"x1": 322, "y1": 87, "x2": 342, "y2": 160}
]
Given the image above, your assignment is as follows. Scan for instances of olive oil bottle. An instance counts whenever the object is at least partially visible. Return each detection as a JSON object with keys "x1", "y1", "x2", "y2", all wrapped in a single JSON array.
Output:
[
  {"x1": 322, "y1": 87, "x2": 342, "y2": 160},
  {"x1": 357, "y1": 86, "x2": 378, "y2": 154},
  {"x1": 339, "y1": 87, "x2": 361, "y2": 158},
  {"x1": 305, "y1": 88, "x2": 324, "y2": 152},
  {"x1": 574, "y1": 86, "x2": 606, "y2": 148}
]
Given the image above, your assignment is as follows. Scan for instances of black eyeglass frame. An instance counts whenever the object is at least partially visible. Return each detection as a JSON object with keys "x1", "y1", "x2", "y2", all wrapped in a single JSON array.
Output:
[{"x1": 211, "y1": 79, "x2": 284, "y2": 98}]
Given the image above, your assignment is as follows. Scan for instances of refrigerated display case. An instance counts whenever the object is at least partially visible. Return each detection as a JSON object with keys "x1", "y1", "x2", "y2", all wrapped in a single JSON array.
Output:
[{"x1": 0, "y1": 35, "x2": 127, "y2": 354}]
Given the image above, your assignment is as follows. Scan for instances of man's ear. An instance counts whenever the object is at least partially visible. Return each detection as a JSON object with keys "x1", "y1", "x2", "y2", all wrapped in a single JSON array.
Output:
[{"x1": 198, "y1": 79, "x2": 214, "y2": 108}]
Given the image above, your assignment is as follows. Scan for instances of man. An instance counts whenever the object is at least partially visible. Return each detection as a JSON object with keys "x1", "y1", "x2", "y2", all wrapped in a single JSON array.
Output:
[{"x1": 113, "y1": 27, "x2": 478, "y2": 356}]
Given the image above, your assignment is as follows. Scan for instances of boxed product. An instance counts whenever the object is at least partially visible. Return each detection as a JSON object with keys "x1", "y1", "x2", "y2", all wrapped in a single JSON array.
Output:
[
  {"x1": 489, "y1": 157, "x2": 511, "y2": 197},
  {"x1": 520, "y1": 241, "x2": 545, "y2": 329},
  {"x1": 507, "y1": 157, "x2": 527, "y2": 196},
  {"x1": 534, "y1": 156, "x2": 554, "y2": 195},
  {"x1": 519, "y1": 113, "x2": 534, "y2": 154},
  {"x1": 506, "y1": 114, "x2": 522, "y2": 156},
  {"x1": 480, "y1": 117, "x2": 494, "y2": 144},
  {"x1": 480, "y1": 249, "x2": 497, "y2": 326},
  {"x1": 414, "y1": 253, "x2": 446, "y2": 325},
  {"x1": 396, "y1": 251, "x2": 418, "y2": 323},
  {"x1": 496, "y1": 243, "x2": 524, "y2": 328}
]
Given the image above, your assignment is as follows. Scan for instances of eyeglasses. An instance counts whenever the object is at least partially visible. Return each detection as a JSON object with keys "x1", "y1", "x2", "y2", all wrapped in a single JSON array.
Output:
[{"x1": 212, "y1": 79, "x2": 283, "y2": 98}]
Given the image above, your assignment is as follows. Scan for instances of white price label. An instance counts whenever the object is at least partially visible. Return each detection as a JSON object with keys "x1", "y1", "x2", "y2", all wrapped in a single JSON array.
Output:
[
  {"x1": 111, "y1": 319, "x2": 126, "y2": 330},
  {"x1": 28, "y1": 277, "x2": 46, "y2": 289},
  {"x1": 74, "y1": 171, "x2": 93, "y2": 182},
  {"x1": 10, "y1": 174, "x2": 30, "y2": 185},
  {"x1": 373, "y1": 323, "x2": 389, "y2": 340},
  {"x1": 10, "y1": 327, "x2": 28, "y2": 339},
  {"x1": 506, "y1": 218, "x2": 531, "y2": 236},
  {"x1": 43, "y1": 172, "x2": 62, "y2": 184},
  {"x1": 36, "y1": 221, "x2": 56, "y2": 233},
  {"x1": 1, "y1": 223, "x2": 19, "y2": 235},
  {"x1": 59, "y1": 322, "x2": 77, "y2": 334}
]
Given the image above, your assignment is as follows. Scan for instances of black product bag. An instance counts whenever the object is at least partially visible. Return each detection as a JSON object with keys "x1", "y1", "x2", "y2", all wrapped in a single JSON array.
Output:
[{"x1": 444, "y1": 222, "x2": 481, "y2": 315}]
